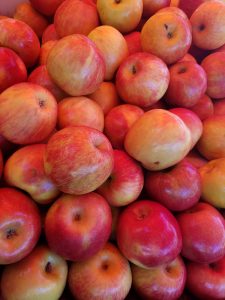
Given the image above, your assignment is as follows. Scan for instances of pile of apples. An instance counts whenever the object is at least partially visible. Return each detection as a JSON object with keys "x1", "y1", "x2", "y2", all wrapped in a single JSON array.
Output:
[{"x1": 0, "y1": 0, "x2": 225, "y2": 299}]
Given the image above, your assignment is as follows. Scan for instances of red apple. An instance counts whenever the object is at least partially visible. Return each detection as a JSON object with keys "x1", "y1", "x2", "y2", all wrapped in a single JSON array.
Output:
[
  {"x1": 0, "y1": 187, "x2": 41, "y2": 264},
  {"x1": 44, "y1": 126, "x2": 114, "y2": 195},
  {"x1": 39, "y1": 40, "x2": 57, "y2": 65},
  {"x1": 46, "y1": 34, "x2": 105, "y2": 96},
  {"x1": 42, "y1": 23, "x2": 59, "y2": 44},
  {"x1": 4, "y1": 144, "x2": 60, "y2": 205},
  {"x1": 178, "y1": 0, "x2": 208, "y2": 18},
  {"x1": 132, "y1": 255, "x2": 187, "y2": 300},
  {"x1": 116, "y1": 200, "x2": 182, "y2": 268},
  {"x1": 115, "y1": 52, "x2": 170, "y2": 108},
  {"x1": 0, "y1": 47, "x2": 27, "y2": 93},
  {"x1": 29, "y1": 0, "x2": 65, "y2": 16},
  {"x1": 124, "y1": 31, "x2": 142, "y2": 55},
  {"x1": 213, "y1": 98, "x2": 225, "y2": 116},
  {"x1": 145, "y1": 161, "x2": 201, "y2": 211},
  {"x1": 1, "y1": 245, "x2": 68, "y2": 300},
  {"x1": 142, "y1": 0, "x2": 170, "y2": 18},
  {"x1": 0, "y1": 82, "x2": 58, "y2": 145},
  {"x1": 45, "y1": 192, "x2": 112, "y2": 261},
  {"x1": 189, "y1": 94, "x2": 214, "y2": 121},
  {"x1": 97, "y1": 149, "x2": 144, "y2": 207},
  {"x1": 178, "y1": 53, "x2": 197, "y2": 63},
  {"x1": 176, "y1": 202, "x2": 225, "y2": 263},
  {"x1": 181, "y1": 149, "x2": 208, "y2": 169}
]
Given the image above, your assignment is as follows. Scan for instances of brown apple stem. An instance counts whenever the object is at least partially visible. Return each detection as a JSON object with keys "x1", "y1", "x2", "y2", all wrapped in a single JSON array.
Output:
[
  {"x1": 45, "y1": 261, "x2": 52, "y2": 273},
  {"x1": 6, "y1": 228, "x2": 17, "y2": 239}
]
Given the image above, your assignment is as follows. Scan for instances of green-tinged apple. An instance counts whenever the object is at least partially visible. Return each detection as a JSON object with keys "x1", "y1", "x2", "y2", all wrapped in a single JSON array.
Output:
[
  {"x1": 116, "y1": 200, "x2": 182, "y2": 268},
  {"x1": 132, "y1": 255, "x2": 187, "y2": 300},
  {"x1": 28, "y1": 65, "x2": 67, "y2": 102},
  {"x1": 0, "y1": 18, "x2": 40, "y2": 67},
  {"x1": 141, "y1": 10, "x2": 192, "y2": 64},
  {"x1": 145, "y1": 161, "x2": 201, "y2": 211},
  {"x1": 190, "y1": 0, "x2": 225, "y2": 50},
  {"x1": 88, "y1": 25, "x2": 129, "y2": 81},
  {"x1": 96, "y1": 0, "x2": 143, "y2": 34},
  {"x1": 39, "y1": 40, "x2": 57, "y2": 65},
  {"x1": 165, "y1": 61, "x2": 207, "y2": 108},
  {"x1": 199, "y1": 157, "x2": 225, "y2": 208},
  {"x1": 13, "y1": 2, "x2": 49, "y2": 38},
  {"x1": 1, "y1": 245, "x2": 68, "y2": 300},
  {"x1": 176, "y1": 202, "x2": 225, "y2": 263},
  {"x1": 0, "y1": 187, "x2": 41, "y2": 264},
  {"x1": 115, "y1": 52, "x2": 170, "y2": 108},
  {"x1": 190, "y1": 94, "x2": 214, "y2": 120},
  {"x1": 0, "y1": 47, "x2": 27, "y2": 93},
  {"x1": 45, "y1": 192, "x2": 112, "y2": 261},
  {"x1": 201, "y1": 52, "x2": 225, "y2": 99},
  {"x1": 68, "y1": 242, "x2": 132, "y2": 300},
  {"x1": 213, "y1": 98, "x2": 225, "y2": 116},
  {"x1": 4, "y1": 144, "x2": 60, "y2": 205},
  {"x1": 124, "y1": 109, "x2": 192, "y2": 171},
  {"x1": 142, "y1": 0, "x2": 170, "y2": 17},
  {"x1": 97, "y1": 149, "x2": 144, "y2": 207},
  {"x1": 46, "y1": 34, "x2": 105, "y2": 96},
  {"x1": 57, "y1": 96, "x2": 104, "y2": 131},
  {"x1": 42, "y1": 23, "x2": 59, "y2": 44},
  {"x1": 0, "y1": 82, "x2": 58, "y2": 145},
  {"x1": 186, "y1": 256, "x2": 225, "y2": 300},
  {"x1": 88, "y1": 81, "x2": 120, "y2": 115},
  {"x1": 54, "y1": 0, "x2": 99, "y2": 37},
  {"x1": 44, "y1": 126, "x2": 114, "y2": 195},
  {"x1": 104, "y1": 104, "x2": 144, "y2": 149},
  {"x1": 29, "y1": 0, "x2": 65, "y2": 16},
  {"x1": 124, "y1": 31, "x2": 142, "y2": 55}
]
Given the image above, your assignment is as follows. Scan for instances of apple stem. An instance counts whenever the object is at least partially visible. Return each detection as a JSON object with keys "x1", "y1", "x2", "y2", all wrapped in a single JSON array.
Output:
[
  {"x1": 45, "y1": 261, "x2": 52, "y2": 273},
  {"x1": 6, "y1": 228, "x2": 17, "y2": 239}
]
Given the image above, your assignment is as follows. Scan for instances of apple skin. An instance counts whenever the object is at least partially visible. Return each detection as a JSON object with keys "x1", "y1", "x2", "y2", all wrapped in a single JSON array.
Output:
[
  {"x1": 213, "y1": 98, "x2": 225, "y2": 116},
  {"x1": 45, "y1": 192, "x2": 112, "y2": 262},
  {"x1": 165, "y1": 61, "x2": 207, "y2": 108},
  {"x1": 57, "y1": 96, "x2": 104, "y2": 132},
  {"x1": 116, "y1": 200, "x2": 182, "y2": 268},
  {"x1": 54, "y1": 0, "x2": 99, "y2": 38},
  {"x1": 44, "y1": 126, "x2": 114, "y2": 195},
  {"x1": 68, "y1": 242, "x2": 132, "y2": 300},
  {"x1": 4, "y1": 144, "x2": 60, "y2": 205},
  {"x1": 115, "y1": 52, "x2": 170, "y2": 108},
  {"x1": 181, "y1": 149, "x2": 208, "y2": 169},
  {"x1": 97, "y1": 149, "x2": 144, "y2": 207},
  {"x1": 1, "y1": 245, "x2": 68, "y2": 300},
  {"x1": 0, "y1": 82, "x2": 58, "y2": 145},
  {"x1": 46, "y1": 34, "x2": 105, "y2": 96},
  {"x1": 29, "y1": 0, "x2": 65, "y2": 16},
  {"x1": 142, "y1": 0, "x2": 170, "y2": 18},
  {"x1": 0, "y1": 47, "x2": 27, "y2": 94},
  {"x1": 39, "y1": 40, "x2": 57, "y2": 65},
  {"x1": 124, "y1": 31, "x2": 142, "y2": 55},
  {"x1": 131, "y1": 255, "x2": 187, "y2": 300},
  {"x1": 145, "y1": 161, "x2": 201, "y2": 212},
  {"x1": 186, "y1": 256, "x2": 225, "y2": 300},
  {"x1": 104, "y1": 104, "x2": 144, "y2": 149},
  {"x1": 0, "y1": 18, "x2": 40, "y2": 67},
  {"x1": 42, "y1": 23, "x2": 59, "y2": 44},
  {"x1": 176, "y1": 202, "x2": 225, "y2": 264},
  {"x1": 178, "y1": 0, "x2": 206, "y2": 18},
  {"x1": 0, "y1": 187, "x2": 41, "y2": 265},
  {"x1": 190, "y1": 0, "x2": 225, "y2": 50},
  {"x1": 190, "y1": 94, "x2": 214, "y2": 121}
]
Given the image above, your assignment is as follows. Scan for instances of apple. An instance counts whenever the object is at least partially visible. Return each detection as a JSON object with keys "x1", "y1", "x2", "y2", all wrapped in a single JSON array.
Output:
[
  {"x1": 190, "y1": 0, "x2": 225, "y2": 50},
  {"x1": 165, "y1": 61, "x2": 207, "y2": 108},
  {"x1": 199, "y1": 157, "x2": 225, "y2": 208},
  {"x1": 0, "y1": 17, "x2": 40, "y2": 67},
  {"x1": 176, "y1": 202, "x2": 225, "y2": 263},
  {"x1": 214, "y1": 43, "x2": 225, "y2": 53},
  {"x1": 116, "y1": 200, "x2": 182, "y2": 268},
  {"x1": 201, "y1": 52, "x2": 225, "y2": 99},
  {"x1": 97, "y1": 149, "x2": 144, "y2": 207},
  {"x1": 4, "y1": 144, "x2": 60, "y2": 205},
  {"x1": 115, "y1": 52, "x2": 170, "y2": 108},
  {"x1": 0, "y1": 0, "x2": 29, "y2": 17},
  {"x1": 96, "y1": 0, "x2": 143, "y2": 34},
  {"x1": 42, "y1": 23, "x2": 59, "y2": 44},
  {"x1": 141, "y1": 10, "x2": 192, "y2": 65},
  {"x1": 104, "y1": 104, "x2": 144, "y2": 149},
  {"x1": 124, "y1": 31, "x2": 142, "y2": 55},
  {"x1": 124, "y1": 109, "x2": 192, "y2": 171},
  {"x1": 88, "y1": 25, "x2": 129, "y2": 81},
  {"x1": 13, "y1": 2, "x2": 49, "y2": 38},
  {"x1": 28, "y1": 65, "x2": 68, "y2": 102},
  {"x1": 0, "y1": 187, "x2": 41, "y2": 264},
  {"x1": 46, "y1": 34, "x2": 105, "y2": 96},
  {"x1": 39, "y1": 40, "x2": 57, "y2": 65},
  {"x1": 178, "y1": 53, "x2": 197, "y2": 63},
  {"x1": 197, "y1": 114, "x2": 225, "y2": 160},
  {"x1": 156, "y1": 6, "x2": 190, "y2": 20},
  {"x1": 1, "y1": 245, "x2": 68, "y2": 300},
  {"x1": 189, "y1": 94, "x2": 214, "y2": 121},
  {"x1": 68, "y1": 242, "x2": 132, "y2": 300},
  {"x1": 186, "y1": 256, "x2": 225, "y2": 300},
  {"x1": 88, "y1": 81, "x2": 120, "y2": 115},
  {"x1": 142, "y1": 0, "x2": 170, "y2": 18},
  {"x1": 181, "y1": 149, "x2": 208, "y2": 169},
  {"x1": 57, "y1": 96, "x2": 104, "y2": 132},
  {"x1": 45, "y1": 192, "x2": 112, "y2": 261},
  {"x1": 29, "y1": 0, "x2": 65, "y2": 16},
  {"x1": 213, "y1": 98, "x2": 225, "y2": 116},
  {"x1": 0, "y1": 47, "x2": 27, "y2": 93},
  {"x1": 44, "y1": 126, "x2": 114, "y2": 195},
  {"x1": 145, "y1": 161, "x2": 201, "y2": 212},
  {"x1": 0, "y1": 82, "x2": 57, "y2": 145},
  {"x1": 54, "y1": 0, "x2": 99, "y2": 38},
  {"x1": 131, "y1": 255, "x2": 187, "y2": 300}
]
